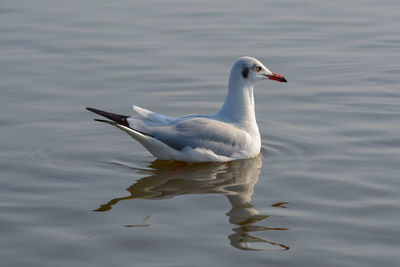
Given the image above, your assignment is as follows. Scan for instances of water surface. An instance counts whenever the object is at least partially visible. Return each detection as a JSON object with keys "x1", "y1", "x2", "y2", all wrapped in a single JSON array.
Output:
[{"x1": 1, "y1": 0, "x2": 400, "y2": 266}]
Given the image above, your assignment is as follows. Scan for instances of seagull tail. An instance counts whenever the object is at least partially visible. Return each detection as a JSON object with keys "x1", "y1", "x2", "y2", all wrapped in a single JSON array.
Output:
[{"x1": 86, "y1": 107, "x2": 130, "y2": 128}]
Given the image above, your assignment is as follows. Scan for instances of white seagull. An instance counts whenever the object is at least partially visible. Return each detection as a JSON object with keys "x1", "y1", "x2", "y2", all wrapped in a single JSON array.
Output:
[{"x1": 87, "y1": 56, "x2": 287, "y2": 162}]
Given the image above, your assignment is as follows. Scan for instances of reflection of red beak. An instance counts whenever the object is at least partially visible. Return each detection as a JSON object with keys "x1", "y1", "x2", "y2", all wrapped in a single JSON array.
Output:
[{"x1": 265, "y1": 73, "x2": 287, "y2": 82}]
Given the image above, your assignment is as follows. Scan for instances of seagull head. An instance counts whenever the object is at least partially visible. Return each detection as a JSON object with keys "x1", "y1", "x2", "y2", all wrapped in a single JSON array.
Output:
[{"x1": 234, "y1": 56, "x2": 287, "y2": 84}]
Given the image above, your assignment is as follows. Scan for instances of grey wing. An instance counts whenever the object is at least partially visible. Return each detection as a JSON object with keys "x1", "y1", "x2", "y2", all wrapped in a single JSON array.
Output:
[{"x1": 148, "y1": 118, "x2": 247, "y2": 157}]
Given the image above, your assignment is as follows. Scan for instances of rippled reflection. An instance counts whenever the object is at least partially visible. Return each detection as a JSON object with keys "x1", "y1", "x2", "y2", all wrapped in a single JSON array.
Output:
[{"x1": 95, "y1": 154, "x2": 289, "y2": 251}]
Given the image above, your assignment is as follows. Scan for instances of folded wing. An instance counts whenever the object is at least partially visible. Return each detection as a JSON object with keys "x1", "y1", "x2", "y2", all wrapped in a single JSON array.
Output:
[{"x1": 128, "y1": 116, "x2": 247, "y2": 157}]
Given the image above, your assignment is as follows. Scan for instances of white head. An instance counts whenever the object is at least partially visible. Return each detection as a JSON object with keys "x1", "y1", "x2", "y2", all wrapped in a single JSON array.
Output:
[
  {"x1": 231, "y1": 56, "x2": 287, "y2": 84},
  {"x1": 218, "y1": 56, "x2": 287, "y2": 123}
]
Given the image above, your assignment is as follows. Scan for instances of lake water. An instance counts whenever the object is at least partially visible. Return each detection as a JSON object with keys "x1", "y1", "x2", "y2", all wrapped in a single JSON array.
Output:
[{"x1": 1, "y1": 0, "x2": 400, "y2": 266}]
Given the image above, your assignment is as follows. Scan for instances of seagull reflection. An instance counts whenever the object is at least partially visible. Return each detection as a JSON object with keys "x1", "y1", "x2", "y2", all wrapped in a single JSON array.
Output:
[{"x1": 95, "y1": 154, "x2": 289, "y2": 251}]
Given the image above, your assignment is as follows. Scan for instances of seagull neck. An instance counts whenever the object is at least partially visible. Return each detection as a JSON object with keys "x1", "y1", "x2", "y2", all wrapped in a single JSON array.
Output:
[{"x1": 217, "y1": 77, "x2": 257, "y2": 126}]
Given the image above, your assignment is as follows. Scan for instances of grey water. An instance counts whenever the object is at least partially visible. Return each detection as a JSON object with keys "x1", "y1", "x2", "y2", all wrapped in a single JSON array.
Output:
[{"x1": 1, "y1": 0, "x2": 400, "y2": 266}]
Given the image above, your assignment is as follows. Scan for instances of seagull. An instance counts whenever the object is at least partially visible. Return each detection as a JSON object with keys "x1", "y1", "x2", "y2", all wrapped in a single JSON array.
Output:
[{"x1": 87, "y1": 56, "x2": 287, "y2": 162}]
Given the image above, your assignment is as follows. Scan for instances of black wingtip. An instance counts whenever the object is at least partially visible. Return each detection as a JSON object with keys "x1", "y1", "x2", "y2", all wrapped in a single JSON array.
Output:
[
  {"x1": 93, "y1": 118, "x2": 112, "y2": 123},
  {"x1": 86, "y1": 107, "x2": 130, "y2": 127}
]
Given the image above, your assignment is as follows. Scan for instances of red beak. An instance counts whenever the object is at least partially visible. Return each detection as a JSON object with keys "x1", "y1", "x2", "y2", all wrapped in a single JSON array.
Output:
[{"x1": 265, "y1": 73, "x2": 287, "y2": 82}]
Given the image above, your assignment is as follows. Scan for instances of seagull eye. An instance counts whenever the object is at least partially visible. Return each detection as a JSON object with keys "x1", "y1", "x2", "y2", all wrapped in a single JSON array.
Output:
[{"x1": 255, "y1": 66, "x2": 262, "y2": 72}]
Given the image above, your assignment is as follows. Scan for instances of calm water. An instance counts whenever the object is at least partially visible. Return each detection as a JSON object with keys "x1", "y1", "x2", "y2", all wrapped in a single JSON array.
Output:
[{"x1": 1, "y1": 0, "x2": 400, "y2": 266}]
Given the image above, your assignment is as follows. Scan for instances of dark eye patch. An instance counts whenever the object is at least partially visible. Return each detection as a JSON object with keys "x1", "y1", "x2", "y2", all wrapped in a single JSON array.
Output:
[
  {"x1": 255, "y1": 66, "x2": 262, "y2": 72},
  {"x1": 242, "y1": 67, "x2": 249, "y2": 78}
]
